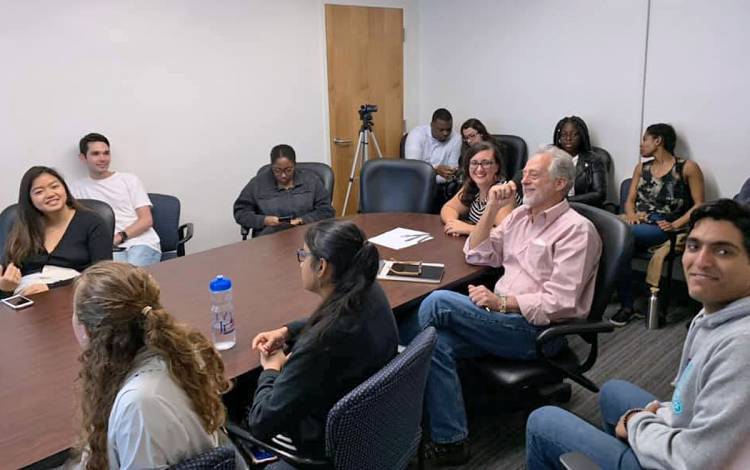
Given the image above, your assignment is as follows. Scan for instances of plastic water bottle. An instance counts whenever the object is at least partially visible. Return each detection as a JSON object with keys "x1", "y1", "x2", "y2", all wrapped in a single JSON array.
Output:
[
  {"x1": 646, "y1": 287, "x2": 660, "y2": 330},
  {"x1": 209, "y1": 275, "x2": 236, "y2": 350}
]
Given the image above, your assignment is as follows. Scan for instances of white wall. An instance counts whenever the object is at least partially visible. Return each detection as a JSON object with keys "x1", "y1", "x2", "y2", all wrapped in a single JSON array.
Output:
[
  {"x1": 643, "y1": 0, "x2": 750, "y2": 200},
  {"x1": 0, "y1": 0, "x2": 329, "y2": 252},
  {"x1": 0, "y1": 0, "x2": 418, "y2": 253},
  {"x1": 417, "y1": 0, "x2": 750, "y2": 201},
  {"x1": 418, "y1": 0, "x2": 649, "y2": 199}
]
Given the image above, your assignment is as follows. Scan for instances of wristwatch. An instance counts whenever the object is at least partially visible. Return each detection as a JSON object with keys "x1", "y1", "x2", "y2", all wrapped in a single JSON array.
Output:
[
  {"x1": 498, "y1": 295, "x2": 508, "y2": 314},
  {"x1": 118, "y1": 231, "x2": 129, "y2": 243}
]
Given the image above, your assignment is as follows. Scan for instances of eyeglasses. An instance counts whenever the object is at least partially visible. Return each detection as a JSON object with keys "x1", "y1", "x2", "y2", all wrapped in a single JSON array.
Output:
[
  {"x1": 296, "y1": 248, "x2": 313, "y2": 263},
  {"x1": 272, "y1": 166, "x2": 294, "y2": 176},
  {"x1": 463, "y1": 132, "x2": 480, "y2": 141},
  {"x1": 558, "y1": 131, "x2": 580, "y2": 140},
  {"x1": 469, "y1": 160, "x2": 496, "y2": 169}
]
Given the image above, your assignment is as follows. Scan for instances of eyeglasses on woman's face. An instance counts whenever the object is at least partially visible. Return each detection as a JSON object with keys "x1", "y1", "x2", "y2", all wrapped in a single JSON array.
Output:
[
  {"x1": 469, "y1": 159, "x2": 496, "y2": 170},
  {"x1": 558, "y1": 131, "x2": 580, "y2": 141},
  {"x1": 272, "y1": 166, "x2": 295, "y2": 176},
  {"x1": 296, "y1": 248, "x2": 313, "y2": 263}
]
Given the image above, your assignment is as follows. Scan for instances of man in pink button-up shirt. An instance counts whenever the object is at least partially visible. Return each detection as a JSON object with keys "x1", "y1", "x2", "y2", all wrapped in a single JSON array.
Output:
[{"x1": 400, "y1": 146, "x2": 602, "y2": 466}]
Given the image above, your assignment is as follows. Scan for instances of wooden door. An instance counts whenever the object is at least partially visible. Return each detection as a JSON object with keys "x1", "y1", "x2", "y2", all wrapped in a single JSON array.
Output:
[{"x1": 325, "y1": 4, "x2": 404, "y2": 215}]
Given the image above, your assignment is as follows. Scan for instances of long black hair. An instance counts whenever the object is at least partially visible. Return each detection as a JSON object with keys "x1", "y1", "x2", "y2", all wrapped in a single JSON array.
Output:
[
  {"x1": 553, "y1": 116, "x2": 592, "y2": 154},
  {"x1": 5, "y1": 166, "x2": 81, "y2": 267},
  {"x1": 302, "y1": 220, "x2": 380, "y2": 341}
]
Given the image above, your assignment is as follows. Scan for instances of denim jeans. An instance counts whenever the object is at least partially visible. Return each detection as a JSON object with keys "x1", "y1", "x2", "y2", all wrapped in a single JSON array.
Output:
[
  {"x1": 617, "y1": 222, "x2": 670, "y2": 309},
  {"x1": 399, "y1": 290, "x2": 565, "y2": 444},
  {"x1": 113, "y1": 244, "x2": 162, "y2": 267},
  {"x1": 526, "y1": 379, "x2": 656, "y2": 470}
]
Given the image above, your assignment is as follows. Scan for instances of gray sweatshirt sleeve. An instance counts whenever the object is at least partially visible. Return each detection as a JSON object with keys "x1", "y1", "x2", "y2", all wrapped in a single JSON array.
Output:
[{"x1": 627, "y1": 333, "x2": 750, "y2": 470}]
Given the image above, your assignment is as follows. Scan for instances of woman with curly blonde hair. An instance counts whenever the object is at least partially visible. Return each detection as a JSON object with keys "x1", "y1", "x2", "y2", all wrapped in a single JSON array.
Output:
[{"x1": 70, "y1": 261, "x2": 231, "y2": 469}]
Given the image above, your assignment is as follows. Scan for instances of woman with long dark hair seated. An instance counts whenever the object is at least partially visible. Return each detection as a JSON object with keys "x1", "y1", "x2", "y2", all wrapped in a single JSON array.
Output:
[
  {"x1": 552, "y1": 115, "x2": 607, "y2": 207},
  {"x1": 0, "y1": 166, "x2": 111, "y2": 298},
  {"x1": 610, "y1": 123, "x2": 705, "y2": 326},
  {"x1": 247, "y1": 220, "x2": 399, "y2": 458},
  {"x1": 440, "y1": 142, "x2": 516, "y2": 237},
  {"x1": 70, "y1": 261, "x2": 233, "y2": 469}
]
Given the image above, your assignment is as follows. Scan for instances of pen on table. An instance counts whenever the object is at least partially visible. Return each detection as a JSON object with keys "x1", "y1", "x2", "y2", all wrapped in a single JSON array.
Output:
[{"x1": 401, "y1": 233, "x2": 428, "y2": 239}]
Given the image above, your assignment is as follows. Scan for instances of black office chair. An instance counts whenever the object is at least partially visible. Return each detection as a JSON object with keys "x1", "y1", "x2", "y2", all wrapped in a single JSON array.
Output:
[
  {"x1": 227, "y1": 327, "x2": 437, "y2": 470},
  {"x1": 399, "y1": 132, "x2": 408, "y2": 159},
  {"x1": 471, "y1": 203, "x2": 632, "y2": 406},
  {"x1": 240, "y1": 162, "x2": 334, "y2": 240},
  {"x1": 359, "y1": 159, "x2": 435, "y2": 213},
  {"x1": 591, "y1": 146, "x2": 614, "y2": 205},
  {"x1": 734, "y1": 177, "x2": 750, "y2": 204},
  {"x1": 148, "y1": 193, "x2": 194, "y2": 260},
  {"x1": 492, "y1": 134, "x2": 528, "y2": 181},
  {"x1": 168, "y1": 446, "x2": 236, "y2": 470},
  {"x1": 0, "y1": 199, "x2": 115, "y2": 263}
]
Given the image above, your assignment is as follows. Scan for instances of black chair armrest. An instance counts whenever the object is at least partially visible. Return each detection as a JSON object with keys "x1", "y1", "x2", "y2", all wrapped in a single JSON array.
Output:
[
  {"x1": 226, "y1": 421, "x2": 329, "y2": 468},
  {"x1": 176, "y1": 223, "x2": 194, "y2": 257},
  {"x1": 534, "y1": 320, "x2": 615, "y2": 393},
  {"x1": 240, "y1": 226, "x2": 250, "y2": 241},
  {"x1": 602, "y1": 201, "x2": 619, "y2": 214},
  {"x1": 560, "y1": 452, "x2": 601, "y2": 470},
  {"x1": 536, "y1": 320, "x2": 615, "y2": 344}
]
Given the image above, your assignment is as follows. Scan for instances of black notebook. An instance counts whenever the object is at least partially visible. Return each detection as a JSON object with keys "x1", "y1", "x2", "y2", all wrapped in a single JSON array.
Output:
[{"x1": 377, "y1": 260, "x2": 445, "y2": 284}]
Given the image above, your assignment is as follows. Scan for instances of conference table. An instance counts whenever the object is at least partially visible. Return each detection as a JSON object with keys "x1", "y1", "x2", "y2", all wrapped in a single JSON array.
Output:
[{"x1": 0, "y1": 213, "x2": 487, "y2": 469}]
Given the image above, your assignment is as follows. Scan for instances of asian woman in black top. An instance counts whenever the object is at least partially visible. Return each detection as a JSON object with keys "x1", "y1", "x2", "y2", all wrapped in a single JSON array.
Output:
[
  {"x1": 553, "y1": 116, "x2": 607, "y2": 207},
  {"x1": 0, "y1": 166, "x2": 111, "y2": 297},
  {"x1": 247, "y1": 219, "x2": 399, "y2": 458}
]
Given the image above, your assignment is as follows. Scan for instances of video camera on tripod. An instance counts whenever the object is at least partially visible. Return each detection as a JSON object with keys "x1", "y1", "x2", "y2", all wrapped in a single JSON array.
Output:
[
  {"x1": 358, "y1": 104, "x2": 378, "y2": 128},
  {"x1": 343, "y1": 103, "x2": 384, "y2": 215}
]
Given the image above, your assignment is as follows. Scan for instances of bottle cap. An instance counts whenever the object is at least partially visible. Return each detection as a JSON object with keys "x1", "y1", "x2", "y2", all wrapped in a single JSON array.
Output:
[{"x1": 209, "y1": 275, "x2": 232, "y2": 292}]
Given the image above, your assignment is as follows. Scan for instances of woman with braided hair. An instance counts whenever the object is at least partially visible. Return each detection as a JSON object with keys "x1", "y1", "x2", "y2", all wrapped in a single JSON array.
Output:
[
  {"x1": 70, "y1": 261, "x2": 232, "y2": 469},
  {"x1": 247, "y1": 219, "x2": 399, "y2": 458},
  {"x1": 552, "y1": 115, "x2": 607, "y2": 207}
]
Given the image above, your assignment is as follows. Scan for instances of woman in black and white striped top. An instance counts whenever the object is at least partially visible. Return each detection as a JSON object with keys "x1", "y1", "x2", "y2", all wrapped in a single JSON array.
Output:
[{"x1": 440, "y1": 142, "x2": 516, "y2": 236}]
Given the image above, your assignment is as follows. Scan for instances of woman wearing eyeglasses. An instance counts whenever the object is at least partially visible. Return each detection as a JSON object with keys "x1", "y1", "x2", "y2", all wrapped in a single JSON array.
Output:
[
  {"x1": 246, "y1": 220, "x2": 399, "y2": 458},
  {"x1": 552, "y1": 116, "x2": 607, "y2": 207},
  {"x1": 440, "y1": 142, "x2": 516, "y2": 237},
  {"x1": 233, "y1": 144, "x2": 335, "y2": 237}
]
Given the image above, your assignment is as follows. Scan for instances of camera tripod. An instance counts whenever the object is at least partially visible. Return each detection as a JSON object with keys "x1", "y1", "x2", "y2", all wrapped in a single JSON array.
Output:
[{"x1": 342, "y1": 118, "x2": 384, "y2": 215}]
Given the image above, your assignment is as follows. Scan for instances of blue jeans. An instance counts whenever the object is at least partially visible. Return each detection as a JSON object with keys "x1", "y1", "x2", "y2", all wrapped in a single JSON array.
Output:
[
  {"x1": 526, "y1": 379, "x2": 656, "y2": 470},
  {"x1": 113, "y1": 244, "x2": 162, "y2": 266},
  {"x1": 399, "y1": 290, "x2": 565, "y2": 444},
  {"x1": 617, "y1": 222, "x2": 670, "y2": 309}
]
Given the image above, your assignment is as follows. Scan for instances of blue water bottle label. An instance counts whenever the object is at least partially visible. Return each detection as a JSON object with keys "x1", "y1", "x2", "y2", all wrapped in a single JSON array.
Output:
[{"x1": 213, "y1": 311, "x2": 235, "y2": 334}]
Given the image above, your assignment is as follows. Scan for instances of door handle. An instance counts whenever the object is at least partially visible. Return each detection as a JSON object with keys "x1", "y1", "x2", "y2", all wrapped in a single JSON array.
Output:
[{"x1": 333, "y1": 138, "x2": 352, "y2": 145}]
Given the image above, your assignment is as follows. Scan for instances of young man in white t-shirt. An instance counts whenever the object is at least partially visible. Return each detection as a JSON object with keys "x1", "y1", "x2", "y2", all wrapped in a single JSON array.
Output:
[{"x1": 71, "y1": 133, "x2": 162, "y2": 267}]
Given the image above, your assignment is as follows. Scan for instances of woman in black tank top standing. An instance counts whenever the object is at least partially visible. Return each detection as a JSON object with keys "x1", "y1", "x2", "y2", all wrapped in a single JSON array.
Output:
[{"x1": 610, "y1": 123, "x2": 705, "y2": 326}]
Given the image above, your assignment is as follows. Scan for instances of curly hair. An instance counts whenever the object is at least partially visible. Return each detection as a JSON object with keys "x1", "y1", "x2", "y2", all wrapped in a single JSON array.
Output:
[{"x1": 72, "y1": 261, "x2": 230, "y2": 470}]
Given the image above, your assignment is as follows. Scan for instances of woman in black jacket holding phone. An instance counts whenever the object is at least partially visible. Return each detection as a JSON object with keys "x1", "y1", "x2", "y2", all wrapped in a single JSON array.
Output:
[{"x1": 553, "y1": 116, "x2": 607, "y2": 207}]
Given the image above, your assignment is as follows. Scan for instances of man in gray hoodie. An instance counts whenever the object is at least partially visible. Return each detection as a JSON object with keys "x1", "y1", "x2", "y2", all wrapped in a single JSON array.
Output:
[{"x1": 525, "y1": 198, "x2": 750, "y2": 470}]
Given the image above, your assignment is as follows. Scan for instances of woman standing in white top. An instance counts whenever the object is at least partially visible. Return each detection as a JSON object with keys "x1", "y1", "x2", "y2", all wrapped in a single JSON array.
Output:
[{"x1": 70, "y1": 261, "x2": 231, "y2": 469}]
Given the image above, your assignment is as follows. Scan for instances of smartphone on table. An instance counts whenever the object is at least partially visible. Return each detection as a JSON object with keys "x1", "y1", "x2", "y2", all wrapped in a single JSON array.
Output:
[{"x1": 1, "y1": 294, "x2": 34, "y2": 310}]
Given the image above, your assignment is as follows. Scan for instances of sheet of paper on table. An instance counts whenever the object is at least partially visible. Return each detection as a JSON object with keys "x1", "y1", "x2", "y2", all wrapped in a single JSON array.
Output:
[{"x1": 368, "y1": 227, "x2": 434, "y2": 250}]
